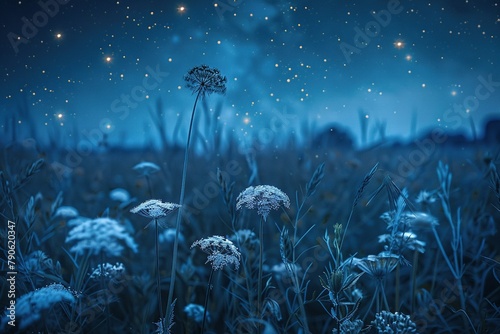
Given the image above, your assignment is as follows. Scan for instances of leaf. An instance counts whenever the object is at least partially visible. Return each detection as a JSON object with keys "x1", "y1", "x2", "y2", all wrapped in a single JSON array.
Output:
[
  {"x1": 306, "y1": 162, "x2": 325, "y2": 197},
  {"x1": 51, "y1": 191, "x2": 64, "y2": 218},
  {"x1": 340, "y1": 272, "x2": 363, "y2": 293},
  {"x1": 24, "y1": 196, "x2": 36, "y2": 227}
]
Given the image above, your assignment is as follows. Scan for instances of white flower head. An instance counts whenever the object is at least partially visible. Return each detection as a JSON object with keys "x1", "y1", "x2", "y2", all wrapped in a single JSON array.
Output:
[
  {"x1": 110, "y1": 188, "x2": 131, "y2": 202},
  {"x1": 130, "y1": 199, "x2": 181, "y2": 219},
  {"x1": 404, "y1": 211, "x2": 439, "y2": 230},
  {"x1": 191, "y1": 235, "x2": 241, "y2": 270},
  {"x1": 13, "y1": 283, "x2": 76, "y2": 330},
  {"x1": 65, "y1": 217, "x2": 138, "y2": 257},
  {"x1": 54, "y1": 206, "x2": 79, "y2": 219},
  {"x1": 236, "y1": 185, "x2": 290, "y2": 221},
  {"x1": 354, "y1": 254, "x2": 399, "y2": 280},
  {"x1": 133, "y1": 161, "x2": 160, "y2": 176},
  {"x1": 90, "y1": 262, "x2": 126, "y2": 280}
]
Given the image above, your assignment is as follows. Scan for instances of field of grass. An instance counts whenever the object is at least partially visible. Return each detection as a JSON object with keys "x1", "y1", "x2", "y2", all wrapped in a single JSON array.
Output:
[
  {"x1": 1, "y1": 65, "x2": 499, "y2": 334},
  {"x1": 1, "y1": 127, "x2": 499, "y2": 333}
]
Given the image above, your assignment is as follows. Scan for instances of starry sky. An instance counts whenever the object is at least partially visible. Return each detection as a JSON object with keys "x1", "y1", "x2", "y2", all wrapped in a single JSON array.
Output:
[{"x1": 1, "y1": 0, "x2": 499, "y2": 147}]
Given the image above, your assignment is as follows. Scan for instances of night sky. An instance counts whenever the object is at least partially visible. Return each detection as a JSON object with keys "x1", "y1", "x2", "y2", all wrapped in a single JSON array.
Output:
[{"x1": 1, "y1": 0, "x2": 499, "y2": 147}]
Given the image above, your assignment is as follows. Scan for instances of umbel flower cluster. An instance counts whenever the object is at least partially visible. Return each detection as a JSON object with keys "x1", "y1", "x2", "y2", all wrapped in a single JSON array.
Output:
[
  {"x1": 236, "y1": 185, "x2": 290, "y2": 221},
  {"x1": 184, "y1": 64, "x2": 227, "y2": 97},
  {"x1": 130, "y1": 199, "x2": 181, "y2": 219},
  {"x1": 90, "y1": 262, "x2": 126, "y2": 280},
  {"x1": 65, "y1": 217, "x2": 138, "y2": 257},
  {"x1": 15, "y1": 283, "x2": 76, "y2": 330},
  {"x1": 191, "y1": 235, "x2": 241, "y2": 270},
  {"x1": 371, "y1": 310, "x2": 417, "y2": 333}
]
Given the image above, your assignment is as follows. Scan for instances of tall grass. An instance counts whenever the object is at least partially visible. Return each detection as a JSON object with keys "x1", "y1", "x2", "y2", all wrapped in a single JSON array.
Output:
[{"x1": 1, "y1": 77, "x2": 499, "y2": 333}]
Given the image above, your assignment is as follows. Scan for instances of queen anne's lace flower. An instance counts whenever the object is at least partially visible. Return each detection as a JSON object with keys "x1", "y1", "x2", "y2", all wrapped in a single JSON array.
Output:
[
  {"x1": 14, "y1": 283, "x2": 76, "y2": 330},
  {"x1": 90, "y1": 262, "x2": 125, "y2": 280},
  {"x1": 191, "y1": 235, "x2": 241, "y2": 270},
  {"x1": 130, "y1": 199, "x2": 181, "y2": 219},
  {"x1": 133, "y1": 161, "x2": 160, "y2": 175},
  {"x1": 54, "y1": 206, "x2": 79, "y2": 219},
  {"x1": 353, "y1": 254, "x2": 399, "y2": 280},
  {"x1": 110, "y1": 188, "x2": 131, "y2": 202},
  {"x1": 236, "y1": 185, "x2": 290, "y2": 221},
  {"x1": 184, "y1": 64, "x2": 227, "y2": 97},
  {"x1": 372, "y1": 310, "x2": 417, "y2": 333},
  {"x1": 65, "y1": 217, "x2": 138, "y2": 256},
  {"x1": 378, "y1": 231, "x2": 426, "y2": 254}
]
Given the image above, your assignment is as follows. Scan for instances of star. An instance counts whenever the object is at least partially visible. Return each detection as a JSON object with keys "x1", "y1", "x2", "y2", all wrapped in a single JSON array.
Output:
[
  {"x1": 177, "y1": 5, "x2": 186, "y2": 14},
  {"x1": 394, "y1": 40, "x2": 405, "y2": 49}
]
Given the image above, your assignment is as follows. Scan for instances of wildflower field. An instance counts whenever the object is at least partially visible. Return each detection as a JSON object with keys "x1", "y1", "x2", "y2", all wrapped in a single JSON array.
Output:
[{"x1": 1, "y1": 66, "x2": 500, "y2": 334}]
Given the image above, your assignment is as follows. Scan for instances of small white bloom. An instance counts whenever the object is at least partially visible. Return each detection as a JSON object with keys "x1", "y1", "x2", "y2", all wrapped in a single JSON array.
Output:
[
  {"x1": 90, "y1": 262, "x2": 125, "y2": 280},
  {"x1": 236, "y1": 185, "x2": 290, "y2": 221},
  {"x1": 110, "y1": 188, "x2": 131, "y2": 202},
  {"x1": 14, "y1": 283, "x2": 76, "y2": 330},
  {"x1": 131, "y1": 199, "x2": 181, "y2": 219},
  {"x1": 54, "y1": 206, "x2": 79, "y2": 219},
  {"x1": 191, "y1": 235, "x2": 241, "y2": 270},
  {"x1": 133, "y1": 161, "x2": 160, "y2": 175},
  {"x1": 65, "y1": 217, "x2": 138, "y2": 256}
]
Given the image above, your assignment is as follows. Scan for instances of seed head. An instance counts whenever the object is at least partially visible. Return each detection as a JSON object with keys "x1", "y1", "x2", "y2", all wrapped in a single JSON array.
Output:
[{"x1": 184, "y1": 64, "x2": 227, "y2": 97}]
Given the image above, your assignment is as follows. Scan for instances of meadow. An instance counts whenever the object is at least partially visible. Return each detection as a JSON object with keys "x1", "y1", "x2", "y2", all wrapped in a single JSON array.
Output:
[{"x1": 1, "y1": 65, "x2": 499, "y2": 333}]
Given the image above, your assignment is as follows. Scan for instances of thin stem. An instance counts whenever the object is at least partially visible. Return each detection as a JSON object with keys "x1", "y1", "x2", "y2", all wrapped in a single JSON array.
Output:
[
  {"x1": 294, "y1": 273, "x2": 310, "y2": 334},
  {"x1": 291, "y1": 194, "x2": 310, "y2": 334},
  {"x1": 395, "y1": 263, "x2": 400, "y2": 311},
  {"x1": 258, "y1": 216, "x2": 264, "y2": 320},
  {"x1": 363, "y1": 284, "x2": 379, "y2": 321},
  {"x1": 380, "y1": 281, "x2": 390, "y2": 311},
  {"x1": 201, "y1": 268, "x2": 214, "y2": 334},
  {"x1": 166, "y1": 90, "x2": 202, "y2": 322},
  {"x1": 339, "y1": 207, "x2": 355, "y2": 255},
  {"x1": 411, "y1": 250, "x2": 419, "y2": 314},
  {"x1": 432, "y1": 227, "x2": 458, "y2": 278},
  {"x1": 145, "y1": 174, "x2": 153, "y2": 198},
  {"x1": 100, "y1": 252, "x2": 111, "y2": 334},
  {"x1": 155, "y1": 219, "x2": 163, "y2": 321}
]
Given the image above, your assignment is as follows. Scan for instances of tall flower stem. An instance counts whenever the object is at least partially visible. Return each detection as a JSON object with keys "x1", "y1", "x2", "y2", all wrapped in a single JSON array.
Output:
[
  {"x1": 166, "y1": 90, "x2": 201, "y2": 322},
  {"x1": 155, "y1": 218, "x2": 163, "y2": 321},
  {"x1": 145, "y1": 175, "x2": 153, "y2": 198},
  {"x1": 258, "y1": 216, "x2": 264, "y2": 320},
  {"x1": 100, "y1": 252, "x2": 111, "y2": 334},
  {"x1": 201, "y1": 268, "x2": 214, "y2": 334}
]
